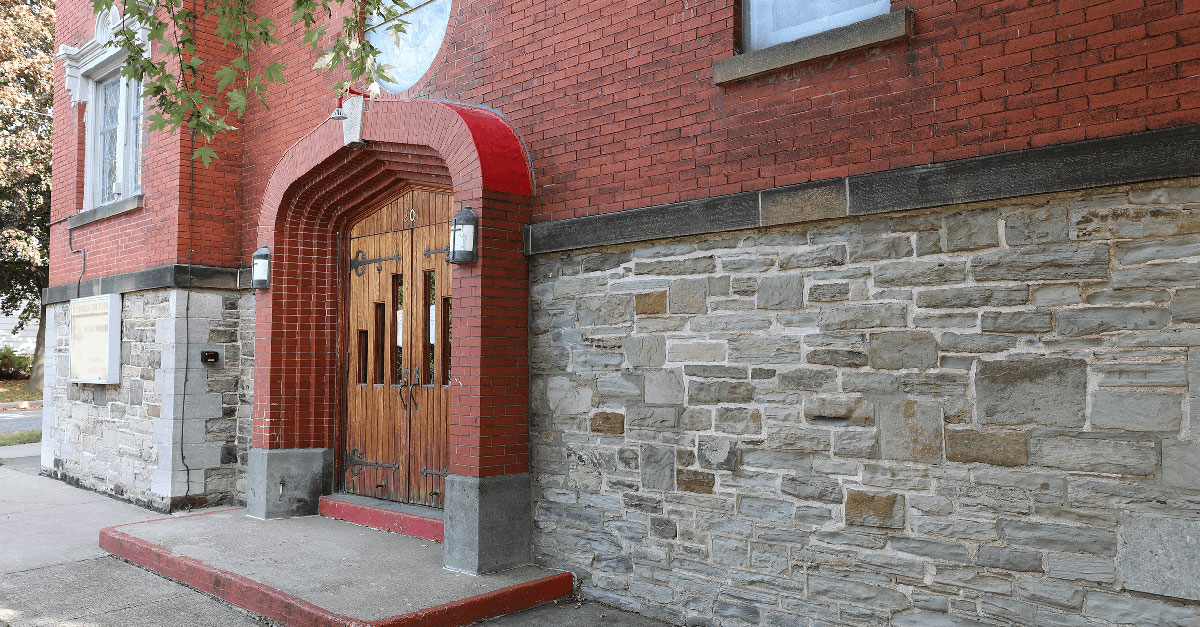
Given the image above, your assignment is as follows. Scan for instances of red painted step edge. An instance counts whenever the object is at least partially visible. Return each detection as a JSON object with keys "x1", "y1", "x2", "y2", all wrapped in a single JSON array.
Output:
[
  {"x1": 318, "y1": 496, "x2": 445, "y2": 542},
  {"x1": 100, "y1": 513, "x2": 573, "y2": 627}
]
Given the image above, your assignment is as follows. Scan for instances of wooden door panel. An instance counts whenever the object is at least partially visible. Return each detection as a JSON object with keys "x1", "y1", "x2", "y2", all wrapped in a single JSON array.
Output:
[
  {"x1": 346, "y1": 212, "x2": 408, "y2": 502},
  {"x1": 344, "y1": 186, "x2": 452, "y2": 508}
]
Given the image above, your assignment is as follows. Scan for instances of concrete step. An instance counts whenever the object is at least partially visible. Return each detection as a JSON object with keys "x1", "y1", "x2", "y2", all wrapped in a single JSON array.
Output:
[
  {"x1": 100, "y1": 508, "x2": 572, "y2": 627},
  {"x1": 319, "y1": 493, "x2": 445, "y2": 542}
]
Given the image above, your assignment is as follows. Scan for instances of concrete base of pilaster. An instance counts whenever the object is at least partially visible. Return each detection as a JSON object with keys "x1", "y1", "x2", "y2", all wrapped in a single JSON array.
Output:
[
  {"x1": 443, "y1": 473, "x2": 532, "y2": 575},
  {"x1": 245, "y1": 447, "x2": 333, "y2": 519}
]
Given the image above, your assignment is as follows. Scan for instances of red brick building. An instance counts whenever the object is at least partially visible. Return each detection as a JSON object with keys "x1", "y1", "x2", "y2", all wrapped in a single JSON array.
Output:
[{"x1": 47, "y1": 0, "x2": 1200, "y2": 623}]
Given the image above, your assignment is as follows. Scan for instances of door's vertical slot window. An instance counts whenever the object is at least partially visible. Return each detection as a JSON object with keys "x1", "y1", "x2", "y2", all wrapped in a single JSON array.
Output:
[
  {"x1": 424, "y1": 271, "x2": 435, "y2": 384},
  {"x1": 392, "y1": 275, "x2": 403, "y2": 384},
  {"x1": 441, "y1": 296, "x2": 451, "y2": 385},
  {"x1": 357, "y1": 330, "x2": 369, "y2": 385},
  {"x1": 374, "y1": 302, "x2": 386, "y2": 384}
]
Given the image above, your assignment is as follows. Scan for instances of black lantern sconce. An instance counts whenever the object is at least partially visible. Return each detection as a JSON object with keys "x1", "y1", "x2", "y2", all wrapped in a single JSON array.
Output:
[
  {"x1": 251, "y1": 246, "x2": 270, "y2": 289},
  {"x1": 448, "y1": 207, "x2": 478, "y2": 264}
]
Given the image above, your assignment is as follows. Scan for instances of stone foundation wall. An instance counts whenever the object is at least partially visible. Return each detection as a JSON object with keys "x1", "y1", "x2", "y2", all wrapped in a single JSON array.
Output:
[
  {"x1": 43, "y1": 288, "x2": 254, "y2": 510},
  {"x1": 528, "y1": 179, "x2": 1200, "y2": 626}
]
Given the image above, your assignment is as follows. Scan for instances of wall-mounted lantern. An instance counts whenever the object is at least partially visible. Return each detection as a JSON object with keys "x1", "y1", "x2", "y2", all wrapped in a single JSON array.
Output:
[
  {"x1": 252, "y1": 246, "x2": 271, "y2": 289},
  {"x1": 448, "y1": 207, "x2": 478, "y2": 264}
]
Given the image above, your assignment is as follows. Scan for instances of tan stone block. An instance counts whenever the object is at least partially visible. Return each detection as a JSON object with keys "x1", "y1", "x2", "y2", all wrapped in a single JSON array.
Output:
[
  {"x1": 589, "y1": 412, "x2": 625, "y2": 435},
  {"x1": 945, "y1": 429, "x2": 1029, "y2": 467},
  {"x1": 677, "y1": 469, "x2": 715, "y2": 494},
  {"x1": 635, "y1": 291, "x2": 667, "y2": 315},
  {"x1": 845, "y1": 490, "x2": 905, "y2": 529}
]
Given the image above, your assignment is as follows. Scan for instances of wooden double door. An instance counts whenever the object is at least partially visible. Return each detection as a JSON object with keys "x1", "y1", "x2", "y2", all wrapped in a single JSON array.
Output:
[{"x1": 345, "y1": 187, "x2": 452, "y2": 507}]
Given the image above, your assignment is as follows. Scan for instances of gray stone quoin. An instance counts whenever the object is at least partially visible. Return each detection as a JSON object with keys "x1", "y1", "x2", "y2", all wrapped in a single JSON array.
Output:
[{"x1": 529, "y1": 179, "x2": 1200, "y2": 625}]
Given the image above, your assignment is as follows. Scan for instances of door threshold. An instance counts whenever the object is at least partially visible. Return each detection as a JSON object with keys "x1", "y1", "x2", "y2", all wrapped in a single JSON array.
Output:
[{"x1": 319, "y1": 493, "x2": 445, "y2": 542}]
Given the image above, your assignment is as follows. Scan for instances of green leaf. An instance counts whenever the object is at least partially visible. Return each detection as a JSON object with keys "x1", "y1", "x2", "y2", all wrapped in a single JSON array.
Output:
[{"x1": 192, "y1": 145, "x2": 218, "y2": 166}]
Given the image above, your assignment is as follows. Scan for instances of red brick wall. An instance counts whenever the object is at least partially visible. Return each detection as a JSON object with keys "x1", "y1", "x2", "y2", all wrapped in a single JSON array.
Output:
[{"x1": 52, "y1": 0, "x2": 1200, "y2": 281}]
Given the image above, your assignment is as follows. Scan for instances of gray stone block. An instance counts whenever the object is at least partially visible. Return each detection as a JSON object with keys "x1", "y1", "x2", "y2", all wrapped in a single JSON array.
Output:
[
  {"x1": 1116, "y1": 234, "x2": 1200, "y2": 265},
  {"x1": 807, "y1": 575, "x2": 911, "y2": 611},
  {"x1": 1119, "y1": 513, "x2": 1200, "y2": 601},
  {"x1": 1044, "y1": 553, "x2": 1115, "y2": 583},
  {"x1": 245, "y1": 447, "x2": 332, "y2": 519},
  {"x1": 1057, "y1": 306, "x2": 1168, "y2": 336},
  {"x1": 777, "y1": 244, "x2": 845, "y2": 270},
  {"x1": 975, "y1": 358, "x2": 1087, "y2": 427},
  {"x1": 1084, "y1": 590, "x2": 1200, "y2": 624},
  {"x1": 756, "y1": 275, "x2": 804, "y2": 310},
  {"x1": 633, "y1": 256, "x2": 716, "y2": 275},
  {"x1": 980, "y1": 310, "x2": 1053, "y2": 333},
  {"x1": 1001, "y1": 519, "x2": 1117, "y2": 556},
  {"x1": 780, "y1": 475, "x2": 842, "y2": 503},
  {"x1": 978, "y1": 546, "x2": 1042, "y2": 572},
  {"x1": 1171, "y1": 288, "x2": 1200, "y2": 322},
  {"x1": 640, "y1": 445, "x2": 675, "y2": 491},
  {"x1": 819, "y1": 303, "x2": 908, "y2": 330},
  {"x1": 697, "y1": 436, "x2": 739, "y2": 471},
  {"x1": 1162, "y1": 439, "x2": 1200, "y2": 490},
  {"x1": 867, "y1": 331, "x2": 937, "y2": 369},
  {"x1": 1094, "y1": 362, "x2": 1188, "y2": 387},
  {"x1": 970, "y1": 243, "x2": 1109, "y2": 281},
  {"x1": 945, "y1": 209, "x2": 999, "y2": 251},
  {"x1": 1005, "y1": 205, "x2": 1069, "y2": 245},
  {"x1": 878, "y1": 400, "x2": 943, "y2": 463},
  {"x1": 874, "y1": 260, "x2": 967, "y2": 286},
  {"x1": 1091, "y1": 390, "x2": 1182, "y2": 432},
  {"x1": 916, "y1": 286, "x2": 1026, "y2": 308},
  {"x1": 1029, "y1": 431, "x2": 1158, "y2": 476},
  {"x1": 848, "y1": 235, "x2": 913, "y2": 262},
  {"x1": 623, "y1": 335, "x2": 665, "y2": 368},
  {"x1": 444, "y1": 473, "x2": 532, "y2": 574},
  {"x1": 668, "y1": 278, "x2": 708, "y2": 315},
  {"x1": 644, "y1": 369, "x2": 684, "y2": 405}
]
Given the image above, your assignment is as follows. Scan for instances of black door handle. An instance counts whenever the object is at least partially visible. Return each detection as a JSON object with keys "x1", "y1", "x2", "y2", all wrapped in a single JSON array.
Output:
[
  {"x1": 409, "y1": 366, "x2": 420, "y2": 412},
  {"x1": 398, "y1": 367, "x2": 408, "y2": 411}
]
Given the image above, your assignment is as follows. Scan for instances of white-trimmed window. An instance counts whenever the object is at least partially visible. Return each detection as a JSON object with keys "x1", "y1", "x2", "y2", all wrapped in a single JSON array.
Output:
[
  {"x1": 88, "y1": 70, "x2": 143, "y2": 207},
  {"x1": 59, "y1": 8, "x2": 147, "y2": 212},
  {"x1": 743, "y1": 0, "x2": 890, "y2": 51}
]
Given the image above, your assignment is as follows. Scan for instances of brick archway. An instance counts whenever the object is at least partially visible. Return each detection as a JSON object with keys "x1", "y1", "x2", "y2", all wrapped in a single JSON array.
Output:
[{"x1": 247, "y1": 100, "x2": 535, "y2": 573}]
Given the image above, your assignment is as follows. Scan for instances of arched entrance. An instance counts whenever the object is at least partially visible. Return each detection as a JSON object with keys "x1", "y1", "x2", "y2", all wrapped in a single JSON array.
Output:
[{"x1": 246, "y1": 99, "x2": 535, "y2": 574}]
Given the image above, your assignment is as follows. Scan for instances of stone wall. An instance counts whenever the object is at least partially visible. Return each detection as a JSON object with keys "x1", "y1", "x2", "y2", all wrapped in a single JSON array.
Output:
[
  {"x1": 42, "y1": 288, "x2": 254, "y2": 510},
  {"x1": 528, "y1": 179, "x2": 1200, "y2": 626}
]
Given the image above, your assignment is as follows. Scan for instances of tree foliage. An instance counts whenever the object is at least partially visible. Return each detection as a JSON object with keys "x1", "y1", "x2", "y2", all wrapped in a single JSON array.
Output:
[
  {"x1": 0, "y1": 0, "x2": 53, "y2": 330},
  {"x1": 98, "y1": 0, "x2": 411, "y2": 164}
]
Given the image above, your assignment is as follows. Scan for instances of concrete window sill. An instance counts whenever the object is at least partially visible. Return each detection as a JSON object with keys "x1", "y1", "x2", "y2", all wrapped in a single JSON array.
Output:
[
  {"x1": 714, "y1": 8, "x2": 914, "y2": 84},
  {"x1": 68, "y1": 194, "x2": 143, "y2": 230}
]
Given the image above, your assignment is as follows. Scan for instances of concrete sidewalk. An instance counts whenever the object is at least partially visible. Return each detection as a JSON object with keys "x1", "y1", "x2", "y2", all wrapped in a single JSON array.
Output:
[{"x1": 0, "y1": 447, "x2": 263, "y2": 626}]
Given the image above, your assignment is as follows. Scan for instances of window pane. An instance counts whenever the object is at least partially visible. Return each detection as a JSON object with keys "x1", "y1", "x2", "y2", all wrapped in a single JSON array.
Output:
[
  {"x1": 129, "y1": 80, "x2": 143, "y2": 194},
  {"x1": 99, "y1": 76, "x2": 120, "y2": 204},
  {"x1": 743, "y1": 0, "x2": 889, "y2": 51}
]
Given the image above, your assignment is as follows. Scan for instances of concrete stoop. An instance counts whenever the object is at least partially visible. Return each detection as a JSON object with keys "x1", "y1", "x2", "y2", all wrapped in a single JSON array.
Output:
[{"x1": 99, "y1": 508, "x2": 572, "y2": 627}]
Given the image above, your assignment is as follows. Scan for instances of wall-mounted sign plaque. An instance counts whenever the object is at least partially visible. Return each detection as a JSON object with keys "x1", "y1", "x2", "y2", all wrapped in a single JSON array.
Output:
[{"x1": 69, "y1": 293, "x2": 121, "y2": 384}]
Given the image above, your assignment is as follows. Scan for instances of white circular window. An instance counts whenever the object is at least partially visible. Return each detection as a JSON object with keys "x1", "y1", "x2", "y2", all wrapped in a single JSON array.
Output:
[{"x1": 367, "y1": 0, "x2": 453, "y2": 93}]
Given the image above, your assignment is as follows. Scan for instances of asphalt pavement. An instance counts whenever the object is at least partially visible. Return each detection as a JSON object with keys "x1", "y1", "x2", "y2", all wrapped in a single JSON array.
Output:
[{"x1": 0, "y1": 409, "x2": 40, "y2": 434}]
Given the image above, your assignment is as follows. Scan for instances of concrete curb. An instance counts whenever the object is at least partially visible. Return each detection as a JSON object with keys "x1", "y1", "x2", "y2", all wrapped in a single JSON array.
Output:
[
  {"x1": 318, "y1": 495, "x2": 445, "y2": 542},
  {"x1": 99, "y1": 510, "x2": 573, "y2": 627},
  {"x1": 0, "y1": 400, "x2": 41, "y2": 411}
]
